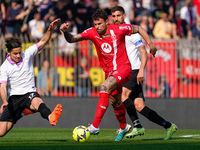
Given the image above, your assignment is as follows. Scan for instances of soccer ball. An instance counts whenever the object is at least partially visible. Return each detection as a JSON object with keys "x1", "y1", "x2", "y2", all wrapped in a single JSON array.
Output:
[{"x1": 72, "y1": 125, "x2": 90, "y2": 142}]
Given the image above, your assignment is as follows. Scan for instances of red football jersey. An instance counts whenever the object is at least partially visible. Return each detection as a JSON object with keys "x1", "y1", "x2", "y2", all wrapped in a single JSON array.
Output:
[{"x1": 81, "y1": 24, "x2": 132, "y2": 72}]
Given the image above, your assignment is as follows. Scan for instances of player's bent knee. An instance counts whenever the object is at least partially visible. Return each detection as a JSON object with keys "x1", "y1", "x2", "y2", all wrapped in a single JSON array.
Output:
[
  {"x1": 0, "y1": 122, "x2": 13, "y2": 137},
  {"x1": 0, "y1": 132, "x2": 6, "y2": 137},
  {"x1": 122, "y1": 87, "x2": 132, "y2": 98},
  {"x1": 134, "y1": 98, "x2": 145, "y2": 112},
  {"x1": 0, "y1": 128, "x2": 7, "y2": 137},
  {"x1": 135, "y1": 103, "x2": 145, "y2": 112}
]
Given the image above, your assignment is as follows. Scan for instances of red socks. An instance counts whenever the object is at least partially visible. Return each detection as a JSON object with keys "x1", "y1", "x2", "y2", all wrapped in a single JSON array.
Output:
[
  {"x1": 113, "y1": 103, "x2": 127, "y2": 130},
  {"x1": 92, "y1": 92, "x2": 126, "y2": 130},
  {"x1": 92, "y1": 92, "x2": 109, "y2": 128}
]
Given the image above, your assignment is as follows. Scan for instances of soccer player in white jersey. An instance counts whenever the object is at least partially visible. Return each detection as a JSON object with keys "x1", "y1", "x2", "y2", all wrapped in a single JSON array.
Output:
[
  {"x1": 111, "y1": 6, "x2": 177, "y2": 140},
  {"x1": 0, "y1": 19, "x2": 62, "y2": 137},
  {"x1": 60, "y1": 9, "x2": 157, "y2": 141}
]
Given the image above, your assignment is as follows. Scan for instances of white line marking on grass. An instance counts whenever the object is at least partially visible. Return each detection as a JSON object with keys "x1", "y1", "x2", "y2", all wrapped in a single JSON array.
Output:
[{"x1": 180, "y1": 135, "x2": 200, "y2": 138}]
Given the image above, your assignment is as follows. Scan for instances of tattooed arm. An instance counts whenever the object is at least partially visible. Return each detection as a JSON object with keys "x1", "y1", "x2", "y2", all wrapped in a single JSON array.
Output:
[
  {"x1": 60, "y1": 22, "x2": 85, "y2": 43},
  {"x1": 132, "y1": 25, "x2": 157, "y2": 57}
]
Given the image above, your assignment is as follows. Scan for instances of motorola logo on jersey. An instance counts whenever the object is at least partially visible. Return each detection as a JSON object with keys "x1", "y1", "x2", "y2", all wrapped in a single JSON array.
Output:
[{"x1": 101, "y1": 43, "x2": 112, "y2": 53}]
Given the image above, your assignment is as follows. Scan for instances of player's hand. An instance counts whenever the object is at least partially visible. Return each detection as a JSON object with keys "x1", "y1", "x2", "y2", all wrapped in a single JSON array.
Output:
[
  {"x1": 0, "y1": 101, "x2": 8, "y2": 114},
  {"x1": 149, "y1": 42, "x2": 157, "y2": 57},
  {"x1": 48, "y1": 18, "x2": 61, "y2": 31},
  {"x1": 137, "y1": 69, "x2": 145, "y2": 85},
  {"x1": 60, "y1": 23, "x2": 70, "y2": 32}
]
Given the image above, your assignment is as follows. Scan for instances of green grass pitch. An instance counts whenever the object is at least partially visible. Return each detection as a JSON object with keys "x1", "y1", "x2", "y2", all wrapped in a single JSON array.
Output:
[{"x1": 0, "y1": 128, "x2": 200, "y2": 150}]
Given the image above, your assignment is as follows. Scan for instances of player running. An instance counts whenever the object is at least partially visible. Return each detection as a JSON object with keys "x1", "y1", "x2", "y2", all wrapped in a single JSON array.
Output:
[
  {"x1": 60, "y1": 9, "x2": 157, "y2": 141},
  {"x1": 0, "y1": 19, "x2": 62, "y2": 137},
  {"x1": 111, "y1": 6, "x2": 177, "y2": 140}
]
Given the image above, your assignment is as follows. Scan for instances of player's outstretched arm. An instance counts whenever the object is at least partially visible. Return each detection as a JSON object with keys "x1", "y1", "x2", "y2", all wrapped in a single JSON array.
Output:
[
  {"x1": 37, "y1": 18, "x2": 61, "y2": 50},
  {"x1": 132, "y1": 25, "x2": 157, "y2": 57},
  {"x1": 60, "y1": 22, "x2": 84, "y2": 43},
  {"x1": 0, "y1": 83, "x2": 8, "y2": 113}
]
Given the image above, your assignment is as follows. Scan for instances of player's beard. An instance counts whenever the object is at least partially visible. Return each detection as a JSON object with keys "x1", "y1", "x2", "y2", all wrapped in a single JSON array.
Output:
[
  {"x1": 114, "y1": 21, "x2": 121, "y2": 25},
  {"x1": 97, "y1": 29, "x2": 106, "y2": 36}
]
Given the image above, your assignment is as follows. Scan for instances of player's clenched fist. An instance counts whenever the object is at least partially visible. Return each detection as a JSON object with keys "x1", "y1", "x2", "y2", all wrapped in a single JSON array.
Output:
[
  {"x1": 149, "y1": 42, "x2": 157, "y2": 57},
  {"x1": 60, "y1": 23, "x2": 70, "y2": 32}
]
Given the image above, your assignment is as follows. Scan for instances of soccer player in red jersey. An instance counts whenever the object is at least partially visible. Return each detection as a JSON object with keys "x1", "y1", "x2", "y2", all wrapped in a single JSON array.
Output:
[{"x1": 60, "y1": 9, "x2": 157, "y2": 141}]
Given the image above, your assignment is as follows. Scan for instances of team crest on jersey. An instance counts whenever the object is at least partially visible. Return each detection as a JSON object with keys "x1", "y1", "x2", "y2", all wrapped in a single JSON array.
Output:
[{"x1": 101, "y1": 43, "x2": 112, "y2": 53}]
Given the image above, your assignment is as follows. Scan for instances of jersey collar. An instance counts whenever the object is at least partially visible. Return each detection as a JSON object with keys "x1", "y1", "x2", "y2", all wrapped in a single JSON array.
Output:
[{"x1": 6, "y1": 54, "x2": 23, "y2": 67}]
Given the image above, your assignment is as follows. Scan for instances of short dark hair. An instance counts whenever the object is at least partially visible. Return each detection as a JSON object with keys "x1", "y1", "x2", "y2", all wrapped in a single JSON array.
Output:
[
  {"x1": 92, "y1": 9, "x2": 108, "y2": 21},
  {"x1": 6, "y1": 37, "x2": 21, "y2": 52},
  {"x1": 111, "y1": 5, "x2": 125, "y2": 14}
]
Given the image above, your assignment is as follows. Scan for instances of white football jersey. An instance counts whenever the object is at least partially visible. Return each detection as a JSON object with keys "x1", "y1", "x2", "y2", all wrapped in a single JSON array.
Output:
[
  {"x1": 125, "y1": 33, "x2": 144, "y2": 70},
  {"x1": 0, "y1": 44, "x2": 40, "y2": 96}
]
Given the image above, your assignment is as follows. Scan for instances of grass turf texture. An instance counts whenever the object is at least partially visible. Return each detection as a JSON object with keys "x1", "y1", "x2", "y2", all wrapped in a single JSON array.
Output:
[{"x1": 0, "y1": 128, "x2": 200, "y2": 150}]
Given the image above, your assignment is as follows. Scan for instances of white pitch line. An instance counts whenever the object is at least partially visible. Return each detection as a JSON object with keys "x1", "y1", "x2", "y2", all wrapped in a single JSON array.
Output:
[{"x1": 180, "y1": 135, "x2": 200, "y2": 138}]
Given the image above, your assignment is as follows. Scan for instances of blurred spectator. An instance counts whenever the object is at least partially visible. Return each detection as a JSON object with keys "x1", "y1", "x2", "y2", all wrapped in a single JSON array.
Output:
[
  {"x1": 138, "y1": 15, "x2": 153, "y2": 36},
  {"x1": 58, "y1": 19, "x2": 78, "y2": 56},
  {"x1": 0, "y1": 0, "x2": 6, "y2": 34},
  {"x1": 152, "y1": 0, "x2": 165, "y2": 22},
  {"x1": 73, "y1": 0, "x2": 89, "y2": 33},
  {"x1": 142, "y1": 0, "x2": 154, "y2": 11},
  {"x1": 175, "y1": 10, "x2": 192, "y2": 40},
  {"x1": 180, "y1": 0, "x2": 197, "y2": 27},
  {"x1": 53, "y1": 0, "x2": 73, "y2": 23},
  {"x1": 104, "y1": 0, "x2": 119, "y2": 16},
  {"x1": 162, "y1": 0, "x2": 180, "y2": 41},
  {"x1": 16, "y1": 0, "x2": 23, "y2": 9},
  {"x1": 180, "y1": 0, "x2": 197, "y2": 39},
  {"x1": 37, "y1": 60, "x2": 57, "y2": 96},
  {"x1": 193, "y1": 0, "x2": 200, "y2": 17},
  {"x1": 74, "y1": 56, "x2": 90, "y2": 97},
  {"x1": 13, "y1": 5, "x2": 31, "y2": 36},
  {"x1": 192, "y1": 17, "x2": 200, "y2": 39},
  {"x1": 176, "y1": 0, "x2": 186, "y2": 12},
  {"x1": 39, "y1": 0, "x2": 54, "y2": 21},
  {"x1": 98, "y1": 0, "x2": 109, "y2": 9},
  {"x1": 28, "y1": 12, "x2": 45, "y2": 40},
  {"x1": 118, "y1": 0, "x2": 134, "y2": 24},
  {"x1": 163, "y1": 0, "x2": 175, "y2": 21},
  {"x1": 104, "y1": 0, "x2": 119, "y2": 24},
  {"x1": 134, "y1": 0, "x2": 152, "y2": 24},
  {"x1": 44, "y1": 11, "x2": 59, "y2": 39},
  {"x1": 87, "y1": 0, "x2": 99, "y2": 27},
  {"x1": 175, "y1": 10, "x2": 184, "y2": 37},
  {"x1": 153, "y1": 12, "x2": 173, "y2": 39},
  {"x1": 6, "y1": 0, "x2": 23, "y2": 35},
  {"x1": 20, "y1": 1, "x2": 40, "y2": 39},
  {"x1": 157, "y1": 74, "x2": 171, "y2": 98}
]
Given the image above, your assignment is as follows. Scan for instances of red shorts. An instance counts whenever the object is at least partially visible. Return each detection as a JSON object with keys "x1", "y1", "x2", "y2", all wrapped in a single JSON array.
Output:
[{"x1": 105, "y1": 65, "x2": 132, "y2": 95}]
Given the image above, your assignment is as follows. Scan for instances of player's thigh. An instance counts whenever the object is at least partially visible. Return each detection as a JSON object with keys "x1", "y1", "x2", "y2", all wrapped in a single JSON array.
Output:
[
  {"x1": 0, "y1": 121, "x2": 13, "y2": 137},
  {"x1": 110, "y1": 93, "x2": 121, "y2": 106},
  {"x1": 101, "y1": 76, "x2": 117, "y2": 92},
  {"x1": 121, "y1": 87, "x2": 132, "y2": 102},
  {"x1": 30, "y1": 97, "x2": 44, "y2": 111},
  {"x1": 134, "y1": 98, "x2": 145, "y2": 112}
]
